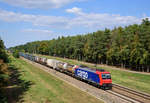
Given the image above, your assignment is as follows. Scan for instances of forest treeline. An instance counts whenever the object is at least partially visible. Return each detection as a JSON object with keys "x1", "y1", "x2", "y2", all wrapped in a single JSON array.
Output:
[
  {"x1": 0, "y1": 38, "x2": 9, "y2": 101},
  {"x1": 10, "y1": 18, "x2": 150, "y2": 72}
]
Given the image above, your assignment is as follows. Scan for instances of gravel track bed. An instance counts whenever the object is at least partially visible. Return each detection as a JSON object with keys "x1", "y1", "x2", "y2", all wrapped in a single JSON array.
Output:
[
  {"x1": 112, "y1": 84, "x2": 150, "y2": 103},
  {"x1": 22, "y1": 58, "x2": 135, "y2": 103}
]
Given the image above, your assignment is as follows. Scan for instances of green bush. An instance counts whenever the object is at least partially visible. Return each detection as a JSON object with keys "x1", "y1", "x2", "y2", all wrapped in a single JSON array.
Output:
[{"x1": 13, "y1": 50, "x2": 19, "y2": 58}]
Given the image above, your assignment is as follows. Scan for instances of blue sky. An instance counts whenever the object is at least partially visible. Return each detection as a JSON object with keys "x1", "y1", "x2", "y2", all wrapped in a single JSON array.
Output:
[{"x1": 0, "y1": 0, "x2": 149, "y2": 48}]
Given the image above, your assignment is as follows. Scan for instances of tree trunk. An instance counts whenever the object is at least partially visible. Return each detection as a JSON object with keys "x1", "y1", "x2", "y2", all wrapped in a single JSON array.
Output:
[
  {"x1": 121, "y1": 63, "x2": 124, "y2": 68},
  {"x1": 142, "y1": 65, "x2": 144, "y2": 72},
  {"x1": 106, "y1": 60, "x2": 108, "y2": 65},
  {"x1": 147, "y1": 66, "x2": 150, "y2": 72}
]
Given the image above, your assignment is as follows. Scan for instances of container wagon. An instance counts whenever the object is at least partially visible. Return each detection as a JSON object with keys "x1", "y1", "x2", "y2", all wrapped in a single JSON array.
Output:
[{"x1": 46, "y1": 59, "x2": 60, "y2": 69}]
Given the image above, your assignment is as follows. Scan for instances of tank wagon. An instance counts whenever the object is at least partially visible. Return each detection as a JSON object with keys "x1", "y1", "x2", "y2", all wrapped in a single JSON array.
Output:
[
  {"x1": 19, "y1": 53, "x2": 112, "y2": 89},
  {"x1": 37, "y1": 57, "x2": 47, "y2": 65},
  {"x1": 46, "y1": 59, "x2": 60, "y2": 69}
]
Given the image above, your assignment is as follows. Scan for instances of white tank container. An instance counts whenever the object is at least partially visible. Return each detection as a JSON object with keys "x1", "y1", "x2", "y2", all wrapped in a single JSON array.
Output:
[
  {"x1": 35, "y1": 56, "x2": 39, "y2": 62},
  {"x1": 63, "y1": 63, "x2": 68, "y2": 70},
  {"x1": 46, "y1": 59, "x2": 60, "y2": 69}
]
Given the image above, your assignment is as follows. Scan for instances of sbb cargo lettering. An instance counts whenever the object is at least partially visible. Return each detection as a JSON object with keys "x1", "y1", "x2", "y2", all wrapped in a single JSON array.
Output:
[{"x1": 77, "y1": 70, "x2": 88, "y2": 79}]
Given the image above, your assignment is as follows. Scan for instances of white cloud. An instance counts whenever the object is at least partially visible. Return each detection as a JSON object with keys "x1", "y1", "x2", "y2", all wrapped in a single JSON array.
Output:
[
  {"x1": 22, "y1": 29, "x2": 53, "y2": 35},
  {"x1": 0, "y1": 9, "x2": 69, "y2": 28},
  {"x1": 0, "y1": 9, "x2": 36, "y2": 22},
  {"x1": 67, "y1": 13, "x2": 141, "y2": 29},
  {"x1": 0, "y1": 0, "x2": 84, "y2": 9},
  {"x1": 65, "y1": 8, "x2": 142, "y2": 29},
  {"x1": 66, "y1": 7, "x2": 84, "y2": 15},
  {"x1": 0, "y1": 8, "x2": 147, "y2": 30}
]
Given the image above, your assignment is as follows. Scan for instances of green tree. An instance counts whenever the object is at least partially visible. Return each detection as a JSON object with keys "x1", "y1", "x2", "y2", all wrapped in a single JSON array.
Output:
[
  {"x1": 38, "y1": 42, "x2": 49, "y2": 55},
  {"x1": 0, "y1": 38, "x2": 8, "y2": 63}
]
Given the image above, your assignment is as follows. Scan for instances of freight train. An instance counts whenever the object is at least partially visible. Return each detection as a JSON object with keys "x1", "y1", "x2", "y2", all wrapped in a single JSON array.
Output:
[{"x1": 19, "y1": 53, "x2": 112, "y2": 89}]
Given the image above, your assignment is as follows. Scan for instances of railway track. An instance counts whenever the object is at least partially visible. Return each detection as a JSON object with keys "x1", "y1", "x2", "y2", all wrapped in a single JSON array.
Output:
[
  {"x1": 109, "y1": 84, "x2": 150, "y2": 103},
  {"x1": 23, "y1": 57, "x2": 131, "y2": 103},
  {"x1": 22, "y1": 57, "x2": 150, "y2": 103}
]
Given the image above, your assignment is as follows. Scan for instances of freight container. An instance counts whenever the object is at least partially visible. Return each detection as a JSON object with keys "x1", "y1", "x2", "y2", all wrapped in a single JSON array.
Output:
[
  {"x1": 65, "y1": 63, "x2": 77, "y2": 73},
  {"x1": 41, "y1": 58, "x2": 47, "y2": 64},
  {"x1": 35, "y1": 56, "x2": 40, "y2": 62},
  {"x1": 38, "y1": 57, "x2": 42, "y2": 63},
  {"x1": 46, "y1": 59, "x2": 60, "y2": 69},
  {"x1": 57, "y1": 62, "x2": 65, "y2": 69}
]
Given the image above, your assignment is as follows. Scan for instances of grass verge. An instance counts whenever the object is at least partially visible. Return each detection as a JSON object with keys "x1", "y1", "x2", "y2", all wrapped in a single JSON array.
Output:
[{"x1": 37, "y1": 55, "x2": 150, "y2": 95}]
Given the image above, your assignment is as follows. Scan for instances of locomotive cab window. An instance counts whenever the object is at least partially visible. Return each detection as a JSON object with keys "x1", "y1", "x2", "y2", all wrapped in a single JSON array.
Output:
[{"x1": 102, "y1": 73, "x2": 111, "y2": 79}]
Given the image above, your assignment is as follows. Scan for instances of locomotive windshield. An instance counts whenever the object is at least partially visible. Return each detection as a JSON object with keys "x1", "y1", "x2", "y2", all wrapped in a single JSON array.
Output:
[{"x1": 102, "y1": 73, "x2": 111, "y2": 79}]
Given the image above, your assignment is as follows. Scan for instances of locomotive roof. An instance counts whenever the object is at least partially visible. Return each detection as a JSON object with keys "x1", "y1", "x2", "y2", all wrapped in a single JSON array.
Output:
[{"x1": 78, "y1": 66, "x2": 105, "y2": 73}]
